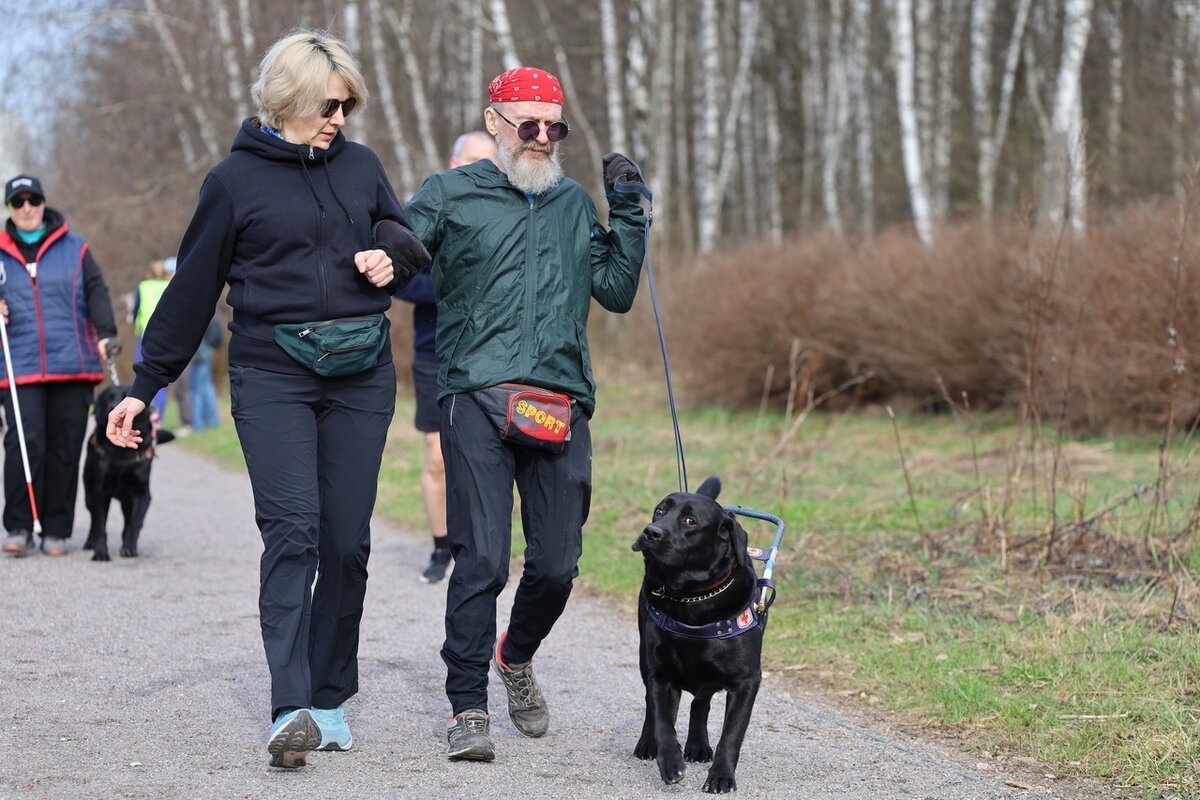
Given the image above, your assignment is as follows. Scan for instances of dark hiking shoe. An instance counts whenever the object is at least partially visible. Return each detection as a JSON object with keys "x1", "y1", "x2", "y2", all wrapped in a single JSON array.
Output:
[
  {"x1": 491, "y1": 631, "x2": 549, "y2": 738},
  {"x1": 3, "y1": 530, "x2": 33, "y2": 556},
  {"x1": 419, "y1": 546, "x2": 452, "y2": 583},
  {"x1": 447, "y1": 709, "x2": 495, "y2": 761},
  {"x1": 267, "y1": 708, "x2": 321, "y2": 768}
]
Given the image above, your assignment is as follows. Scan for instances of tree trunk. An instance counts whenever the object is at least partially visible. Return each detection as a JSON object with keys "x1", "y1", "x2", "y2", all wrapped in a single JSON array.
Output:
[
  {"x1": 366, "y1": 0, "x2": 414, "y2": 193},
  {"x1": 892, "y1": 0, "x2": 935, "y2": 244},
  {"x1": 1043, "y1": 0, "x2": 1094, "y2": 234},
  {"x1": 383, "y1": 3, "x2": 440, "y2": 175},
  {"x1": 600, "y1": 0, "x2": 628, "y2": 154},
  {"x1": 821, "y1": 0, "x2": 848, "y2": 235},
  {"x1": 488, "y1": 0, "x2": 521, "y2": 70},
  {"x1": 144, "y1": 0, "x2": 222, "y2": 164},
  {"x1": 850, "y1": 0, "x2": 874, "y2": 237}
]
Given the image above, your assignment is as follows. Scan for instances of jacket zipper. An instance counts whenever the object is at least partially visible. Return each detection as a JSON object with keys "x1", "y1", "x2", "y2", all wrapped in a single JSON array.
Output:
[
  {"x1": 297, "y1": 315, "x2": 381, "y2": 336},
  {"x1": 521, "y1": 195, "x2": 536, "y2": 376}
]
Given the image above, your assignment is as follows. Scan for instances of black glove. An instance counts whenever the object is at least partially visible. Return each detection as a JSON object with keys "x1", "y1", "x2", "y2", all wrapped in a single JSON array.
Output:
[
  {"x1": 602, "y1": 152, "x2": 645, "y2": 195},
  {"x1": 372, "y1": 219, "x2": 430, "y2": 292},
  {"x1": 104, "y1": 336, "x2": 122, "y2": 358}
]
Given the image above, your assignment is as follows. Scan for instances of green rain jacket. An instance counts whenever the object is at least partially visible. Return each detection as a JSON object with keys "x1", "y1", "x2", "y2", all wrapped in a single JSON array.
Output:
[{"x1": 404, "y1": 159, "x2": 646, "y2": 417}]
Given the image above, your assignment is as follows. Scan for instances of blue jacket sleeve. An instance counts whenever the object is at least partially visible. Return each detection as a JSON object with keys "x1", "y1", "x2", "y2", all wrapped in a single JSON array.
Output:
[{"x1": 394, "y1": 267, "x2": 435, "y2": 305}]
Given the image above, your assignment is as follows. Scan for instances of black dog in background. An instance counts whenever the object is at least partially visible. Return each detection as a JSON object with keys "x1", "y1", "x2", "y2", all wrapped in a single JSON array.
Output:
[
  {"x1": 82, "y1": 384, "x2": 174, "y2": 561},
  {"x1": 632, "y1": 476, "x2": 763, "y2": 794}
]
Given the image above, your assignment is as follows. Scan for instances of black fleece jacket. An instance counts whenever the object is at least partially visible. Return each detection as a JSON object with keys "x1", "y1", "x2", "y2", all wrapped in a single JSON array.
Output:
[{"x1": 131, "y1": 118, "x2": 410, "y2": 404}]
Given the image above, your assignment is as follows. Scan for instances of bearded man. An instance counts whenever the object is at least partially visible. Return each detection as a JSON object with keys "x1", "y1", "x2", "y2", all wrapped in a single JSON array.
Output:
[{"x1": 403, "y1": 66, "x2": 648, "y2": 762}]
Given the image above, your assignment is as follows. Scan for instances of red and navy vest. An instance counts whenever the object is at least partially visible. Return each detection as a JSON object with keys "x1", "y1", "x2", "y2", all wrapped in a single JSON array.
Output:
[{"x1": 0, "y1": 224, "x2": 104, "y2": 387}]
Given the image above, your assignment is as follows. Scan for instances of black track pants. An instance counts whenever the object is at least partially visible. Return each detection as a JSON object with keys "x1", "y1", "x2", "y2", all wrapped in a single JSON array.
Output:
[
  {"x1": 2, "y1": 380, "x2": 93, "y2": 538},
  {"x1": 439, "y1": 391, "x2": 592, "y2": 715},
  {"x1": 229, "y1": 363, "x2": 395, "y2": 719}
]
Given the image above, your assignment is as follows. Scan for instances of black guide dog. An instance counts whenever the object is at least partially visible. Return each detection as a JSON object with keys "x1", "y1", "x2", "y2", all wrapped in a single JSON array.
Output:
[
  {"x1": 82, "y1": 384, "x2": 173, "y2": 561},
  {"x1": 632, "y1": 476, "x2": 763, "y2": 794}
]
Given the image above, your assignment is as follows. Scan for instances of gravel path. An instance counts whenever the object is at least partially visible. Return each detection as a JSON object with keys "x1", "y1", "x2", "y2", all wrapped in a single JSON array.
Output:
[{"x1": 0, "y1": 444, "x2": 1100, "y2": 799}]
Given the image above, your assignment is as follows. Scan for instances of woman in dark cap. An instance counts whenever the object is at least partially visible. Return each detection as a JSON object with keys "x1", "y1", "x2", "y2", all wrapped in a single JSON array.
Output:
[{"x1": 0, "y1": 174, "x2": 118, "y2": 557}]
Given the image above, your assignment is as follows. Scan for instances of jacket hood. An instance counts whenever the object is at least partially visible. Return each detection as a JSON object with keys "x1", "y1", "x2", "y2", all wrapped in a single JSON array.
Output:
[{"x1": 231, "y1": 117, "x2": 346, "y2": 163}]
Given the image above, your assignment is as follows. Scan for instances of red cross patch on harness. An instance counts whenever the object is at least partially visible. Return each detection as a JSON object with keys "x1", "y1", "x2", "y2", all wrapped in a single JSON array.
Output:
[{"x1": 736, "y1": 607, "x2": 754, "y2": 629}]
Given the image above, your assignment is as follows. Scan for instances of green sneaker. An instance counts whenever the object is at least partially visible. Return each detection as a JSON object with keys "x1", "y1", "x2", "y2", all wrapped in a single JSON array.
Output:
[
  {"x1": 447, "y1": 709, "x2": 495, "y2": 761},
  {"x1": 267, "y1": 708, "x2": 321, "y2": 768},
  {"x1": 312, "y1": 705, "x2": 353, "y2": 751},
  {"x1": 491, "y1": 631, "x2": 549, "y2": 738}
]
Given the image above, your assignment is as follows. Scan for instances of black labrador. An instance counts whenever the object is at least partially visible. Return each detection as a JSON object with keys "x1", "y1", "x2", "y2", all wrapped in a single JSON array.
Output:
[
  {"x1": 632, "y1": 476, "x2": 763, "y2": 794},
  {"x1": 82, "y1": 384, "x2": 173, "y2": 561}
]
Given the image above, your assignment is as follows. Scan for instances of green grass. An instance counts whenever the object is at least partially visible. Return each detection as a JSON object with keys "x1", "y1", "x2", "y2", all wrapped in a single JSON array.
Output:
[{"x1": 172, "y1": 381, "x2": 1200, "y2": 794}]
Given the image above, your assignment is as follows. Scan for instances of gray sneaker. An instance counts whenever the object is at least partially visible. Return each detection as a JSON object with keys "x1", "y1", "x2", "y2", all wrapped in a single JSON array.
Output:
[
  {"x1": 491, "y1": 631, "x2": 549, "y2": 738},
  {"x1": 41, "y1": 537, "x2": 68, "y2": 557},
  {"x1": 2, "y1": 531, "x2": 33, "y2": 557},
  {"x1": 447, "y1": 709, "x2": 495, "y2": 761}
]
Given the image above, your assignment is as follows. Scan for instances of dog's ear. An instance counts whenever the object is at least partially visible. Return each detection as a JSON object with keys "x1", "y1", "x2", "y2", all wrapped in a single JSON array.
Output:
[
  {"x1": 721, "y1": 511, "x2": 749, "y2": 569},
  {"x1": 696, "y1": 476, "x2": 721, "y2": 500},
  {"x1": 155, "y1": 429, "x2": 176, "y2": 445}
]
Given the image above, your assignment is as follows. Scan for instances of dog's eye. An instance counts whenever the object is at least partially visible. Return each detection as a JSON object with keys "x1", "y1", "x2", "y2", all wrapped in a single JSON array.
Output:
[
  {"x1": 683, "y1": 515, "x2": 696, "y2": 527},
  {"x1": 653, "y1": 506, "x2": 665, "y2": 518}
]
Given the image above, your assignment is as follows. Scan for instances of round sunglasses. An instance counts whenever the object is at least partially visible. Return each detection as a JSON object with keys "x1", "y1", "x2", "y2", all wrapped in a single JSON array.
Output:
[
  {"x1": 492, "y1": 109, "x2": 569, "y2": 143},
  {"x1": 319, "y1": 97, "x2": 358, "y2": 118}
]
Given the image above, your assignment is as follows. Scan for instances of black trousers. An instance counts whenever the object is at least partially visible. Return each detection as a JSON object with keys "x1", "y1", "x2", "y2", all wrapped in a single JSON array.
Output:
[
  {"x1": 229, "y1": 362, "x2": 395, "y2": 719},
  {"x1": 439, "y1": 392, "x2": 592, "y2": 715},
  {"x1": 2, "y1": 380, "x2": 93, "y2": 537}
]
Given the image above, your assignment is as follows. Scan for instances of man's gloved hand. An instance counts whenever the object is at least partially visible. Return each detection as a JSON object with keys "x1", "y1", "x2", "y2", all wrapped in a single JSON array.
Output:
[
  {"x1": 602, "y1": 152, "x2": 645, "y2": 194},
  {"x1": 372, "y1": 219, "x2": 431, "y2": 290},
  {"x1": 103, "y1": 336, "x2": 122, "y2": 359}
]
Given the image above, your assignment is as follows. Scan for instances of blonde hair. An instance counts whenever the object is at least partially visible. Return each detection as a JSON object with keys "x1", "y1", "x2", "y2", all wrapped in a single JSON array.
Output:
[{"x1": 251, "y1": 29, "x2": 368, "y2": 130}]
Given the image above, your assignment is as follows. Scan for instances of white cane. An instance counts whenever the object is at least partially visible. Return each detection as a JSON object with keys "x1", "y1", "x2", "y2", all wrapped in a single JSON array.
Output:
[{"x1": 0, "y1": 264, "x2": 41, "y2": 535}]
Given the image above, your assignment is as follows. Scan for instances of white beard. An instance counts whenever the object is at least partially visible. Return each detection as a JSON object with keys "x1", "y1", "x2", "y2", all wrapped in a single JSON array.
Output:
[{"x1": 497, "y1": 138, "x2": 564, "y2": 195}]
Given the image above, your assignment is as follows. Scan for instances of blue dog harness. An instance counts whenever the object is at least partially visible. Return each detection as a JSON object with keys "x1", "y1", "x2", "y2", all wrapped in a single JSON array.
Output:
[{"x1": 646, "y1": 548, "x2": 777, "y2": 640}]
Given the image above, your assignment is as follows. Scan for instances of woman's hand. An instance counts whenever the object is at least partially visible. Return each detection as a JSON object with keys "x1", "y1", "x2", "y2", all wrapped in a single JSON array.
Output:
[
  {"x1": 106, "y1": 396, "x2": 147, "y2": 449},
  {"x1": 354, "y1": 248, "x2": 395, "y2": 288}
]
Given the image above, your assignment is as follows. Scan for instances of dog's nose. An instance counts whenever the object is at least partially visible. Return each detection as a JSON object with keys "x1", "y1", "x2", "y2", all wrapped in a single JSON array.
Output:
[{"x1": 642, "y1": 525, "x2": 663, "y2": 541}]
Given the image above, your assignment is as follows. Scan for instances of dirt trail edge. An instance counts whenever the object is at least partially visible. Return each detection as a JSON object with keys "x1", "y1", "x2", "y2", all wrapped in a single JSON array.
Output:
[{"x1": 0, "y1": 445, "x2": 1114, "y2": 799}]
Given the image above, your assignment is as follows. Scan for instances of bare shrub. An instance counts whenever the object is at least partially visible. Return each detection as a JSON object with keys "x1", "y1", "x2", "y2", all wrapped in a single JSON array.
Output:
[{"x1": 669, "y1": 201, "x2": 1199, "y2": 431}]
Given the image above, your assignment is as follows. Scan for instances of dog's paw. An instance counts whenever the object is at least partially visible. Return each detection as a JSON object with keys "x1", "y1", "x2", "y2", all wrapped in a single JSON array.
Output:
[
  {"x1": 91, "y1": 551, "x2": 111, "y2": 563},
  {"x1": 633, "y1": 735, "x2": 657, "y2": 760},
  {"x1": 684, "y1": 741, "x2": 713, "y2": 762},
  {"x1": 656, "y1": 750, "x2": 686, "y2": 785},
  {"x1": 119, "y1": 547, "x2": 138, "y2": 558},
  {"x1": 702, "y1": 770, "x2": 737, "y2": 794}
]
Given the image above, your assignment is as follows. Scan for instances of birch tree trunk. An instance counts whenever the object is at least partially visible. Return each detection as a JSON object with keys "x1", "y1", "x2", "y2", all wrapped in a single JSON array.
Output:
[
  {"x1": 1100, "y1": 0, "x2": 1122, "y2": 198},
  {"x1": 600, "y1": 0, "x2": 628, "y2": 154},
  {"x1": 695, "y1": 0, "x2": 724, "y2": 253},
  {"x1": 341, "y1": 2, "x2": 365, "y2": 146},
  {"x1": 698, "y1": 0, "x2": 761, "y2": 253},
  {"x1": 974, "y1": 0, "x2": 1031, "y2": 219},
  {"x1": 214, "y1": 0, "x2": 247, "y2": 126},
  {"x1": 383, "y1": 3, "x2": 440, "y2": 175},
  {"x1": 488, "y1": 0, "x2": 521, "y2": 70},
  {"x1": 1043, "y1": 0, "x2": 1094, "y2": 233},
  {"x1": 626, "y1": 1, "x2": 650, "y2": 161},
  {"x1": 932, "y1": 0, "x2": 963, "y2": 220},
  {"x1": 914, "y1": 0, "x2": 936, "y2": 217},
  {"x1": 1172, "y1": 0, "x2": 1191, "y2": 190},
  {"x1": 821, "y1": 0, "x2": 849, "y2": 235},
  {"x1": 648, "y1": 0, "x2": 675, "y2": 248},
  {"x1": 850, "y1": 0, "x2": 874, "y2": 237},
  {"x1": 799, "y1": 0, "x2": 823, "y2": 227},
  {"x1": 366, "y1": 0, "x2": 414, "y2": 193},
  {"x1": 764, "y1": 86, "x2": 785, "y2": 243},
  {"x1": 892, "y1": 0, "x2": 935, "y2": 244},
  {"x1": 144, "y1": 0, "x2": 222, "y2": 164}
]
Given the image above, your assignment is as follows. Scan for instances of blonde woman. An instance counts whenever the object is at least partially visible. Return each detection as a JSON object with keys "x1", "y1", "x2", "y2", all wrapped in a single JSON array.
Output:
[{"x1": 106, "y1": 29, "x2": 427, "y2": 767}]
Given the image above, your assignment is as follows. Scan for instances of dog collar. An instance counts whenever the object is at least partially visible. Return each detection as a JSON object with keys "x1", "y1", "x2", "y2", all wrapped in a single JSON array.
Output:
[
  {"x1": 646, "y1": 599, "x2": 763, "y2": 640},
  {"x1": 650, "y1": 569, "x2": 735, "y2": 604}
]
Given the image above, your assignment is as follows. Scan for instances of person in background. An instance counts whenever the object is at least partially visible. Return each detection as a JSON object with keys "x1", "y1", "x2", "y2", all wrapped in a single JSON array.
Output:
[
  {"x1": 104, "y1": 29, "x2": 427, "y2": 768},
  {"x1": 131, "y1": 257, "x2": 174, "y2": 424},
  {"x1": 189, "y1": 313, "x2": 224, "y2": 432},
  {"x1": 404, "y1": 66, "x2": 648, "y2": 762},
  {"x1": 0, "y1": 174, "x2": 118, "y2": 557},
  {"x1": 396, "y1": 130, "x2": 496, "y2": 585}
]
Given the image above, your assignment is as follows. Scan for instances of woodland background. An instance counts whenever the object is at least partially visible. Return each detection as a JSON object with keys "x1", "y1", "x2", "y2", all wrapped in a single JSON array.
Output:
[{"x1": 1, "y1": 0, "x2": 1197, "y2": 430}]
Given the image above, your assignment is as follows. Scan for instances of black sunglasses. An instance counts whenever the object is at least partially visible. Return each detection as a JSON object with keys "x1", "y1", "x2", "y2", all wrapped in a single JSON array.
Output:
[
  {"x1": 319, "y1": 97, "x2": 358, "y2": 118},
  {"x1": 492, "y1": 109, "x2": 569, "y2": 142},
  {"x1": 10, "y1": 196, "x2": 44, "y2": 210}
]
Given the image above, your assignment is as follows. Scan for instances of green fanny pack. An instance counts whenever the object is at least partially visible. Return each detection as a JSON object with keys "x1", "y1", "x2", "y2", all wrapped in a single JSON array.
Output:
[{"x1": 273, "y1": 313, "x2": 390, "y2": 377}]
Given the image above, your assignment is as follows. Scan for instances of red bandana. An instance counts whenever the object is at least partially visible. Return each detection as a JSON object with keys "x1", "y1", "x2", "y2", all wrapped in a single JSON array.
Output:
[{"x1": 488, "y1": 66, "x2": 564, "y2": 106}]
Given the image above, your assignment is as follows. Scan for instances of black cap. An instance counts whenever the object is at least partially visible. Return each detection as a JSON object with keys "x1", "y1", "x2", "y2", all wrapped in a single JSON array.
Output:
[{"x1": 5, "y1": 175, "x2": 44, "y2": 205}]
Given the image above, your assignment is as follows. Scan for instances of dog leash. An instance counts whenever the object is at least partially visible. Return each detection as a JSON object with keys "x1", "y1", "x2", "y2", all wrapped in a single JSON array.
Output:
[{"x1": 614, "y1": 166, "x2": 689, "y2": 493}]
